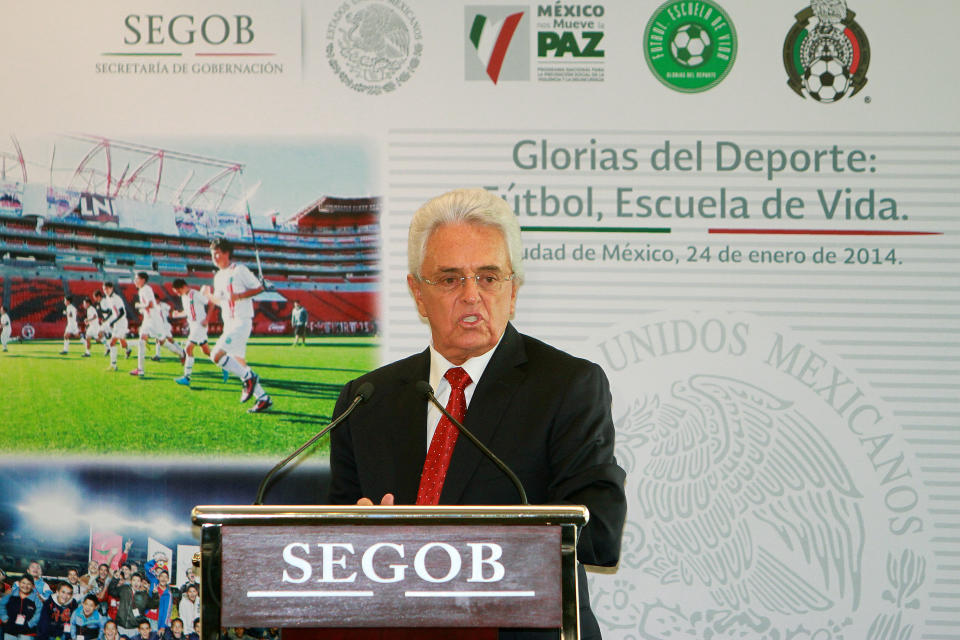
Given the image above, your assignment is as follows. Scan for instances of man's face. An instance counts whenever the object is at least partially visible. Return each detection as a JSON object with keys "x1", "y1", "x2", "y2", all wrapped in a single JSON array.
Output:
[
  {"x1": 98, "y1": 565, "x2": 109, "y2": 579},
  {"x1": 68, "y1": 570, "x2": 79, "y2": 584},
  {"x1": 18, "y1": 578, "x2": 33, "y2": 595},
  {"x1": 139, "y1": 624, "x2": 152, "y2": 639},
  {"x1": 210, "y1": 247, "x2": 230, "y2": 269},
  {"x1": 82, "y1": 598, "x2": 96, "y2": 616},
  {"x1": 186, "y1": 586, "x2": 198, "y2": 602},
  {"x1": 104, "y1": 623, "x2": 119, "y2": 640},
  {"x1": 102, "y1": 284, "x2": 113, "y2": 296},
  {"x1": 172, "y1": 620, "x2": 183, "y2": 635},
  {"x1": 407, "y1": 223, "x2": 517, "y2": 365},
  {"x1": 159, "y1": 571, "x2": 169, "y2": 587},
  {"x1": 134, "y1": 275, "x2": 145, "y2": 288},
  {"x1": 28, "y1": 562, "x2": 41, "y2": 578},
  {"x1": 56, "y1": 585, "x2": 73, "y2": 605},
  {"x1": 132, "y1": 575, "x2": 142, "y2": 590}
]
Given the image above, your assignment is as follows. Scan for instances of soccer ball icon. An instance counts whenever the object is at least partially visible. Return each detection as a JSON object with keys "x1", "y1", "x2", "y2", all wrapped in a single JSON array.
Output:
[
  {"x1": 804, "y1": 56, "x2": 850, "y2": 103},
  {"x1": 670, "y1": 23, "x2": 712, "y2": 67}
]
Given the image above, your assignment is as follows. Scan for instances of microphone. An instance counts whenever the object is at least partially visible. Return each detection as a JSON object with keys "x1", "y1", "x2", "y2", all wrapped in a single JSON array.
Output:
[
  {"x1": 416, "y1": 380, "x2": 528, "y2": 505},
  {"x1": 253, "y1": 381, "x2": 374, "y2": 505}
]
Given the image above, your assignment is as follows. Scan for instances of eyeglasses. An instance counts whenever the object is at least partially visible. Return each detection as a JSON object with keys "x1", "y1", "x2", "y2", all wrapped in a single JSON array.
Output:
[{"x1": 420, "y1": 271, "x2": 516, "y2": 293}]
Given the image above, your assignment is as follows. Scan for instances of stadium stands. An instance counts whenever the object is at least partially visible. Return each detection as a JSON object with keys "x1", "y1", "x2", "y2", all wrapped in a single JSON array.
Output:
[{"x1": 1, "y1": 196, "x2": 379, "y2": 339}]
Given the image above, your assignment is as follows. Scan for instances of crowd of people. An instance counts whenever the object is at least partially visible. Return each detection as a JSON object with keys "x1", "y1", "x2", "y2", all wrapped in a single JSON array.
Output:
[
  {"x1": 1, "y1": 556, "x2": 197, "y2": 640},
  {"x1": 0, "y1": 559, "x2": 278, "y2": 640}
]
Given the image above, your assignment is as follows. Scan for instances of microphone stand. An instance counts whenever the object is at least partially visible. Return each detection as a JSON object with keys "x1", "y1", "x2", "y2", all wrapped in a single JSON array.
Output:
[{"x1": 253, "y1": 382, "x2": 373, "y2": 505}]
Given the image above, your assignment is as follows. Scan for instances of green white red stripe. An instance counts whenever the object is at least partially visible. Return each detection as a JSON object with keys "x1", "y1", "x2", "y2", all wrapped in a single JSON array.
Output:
[{"x1": 469, "y1": 12, "x2": 524, "y2": 84}]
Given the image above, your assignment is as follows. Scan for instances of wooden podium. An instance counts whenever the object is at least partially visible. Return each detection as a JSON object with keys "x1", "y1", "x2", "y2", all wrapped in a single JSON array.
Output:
[{"x1": 191, "y1": 505, "x2": 588, "y2": 639}]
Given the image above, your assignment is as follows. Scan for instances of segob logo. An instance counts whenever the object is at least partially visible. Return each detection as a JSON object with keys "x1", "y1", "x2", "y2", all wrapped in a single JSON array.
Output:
[
  {"x1": 783, "y1": 0, "x2": 870, "y2": 103},
  {"x1": 221, "y1": 525, "x2": 561, "y2": 628},
  {"x1": 123, "y1": 14, "x2": 254, "y2": 46},
  {"x1": 326, "y1": 0, "x2": 423, "y2": 95},
  {"x1": 643, "y1": 0, "x2": 737, "y2": 93},
  {"x1": 279, "y1": 541, "x2": 506, "y2": 585}
]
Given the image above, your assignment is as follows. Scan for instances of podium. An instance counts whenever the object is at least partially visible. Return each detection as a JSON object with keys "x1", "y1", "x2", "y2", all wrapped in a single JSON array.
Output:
[{"x1": 191, "y1": 505, "x2": 588, "y2": 639}]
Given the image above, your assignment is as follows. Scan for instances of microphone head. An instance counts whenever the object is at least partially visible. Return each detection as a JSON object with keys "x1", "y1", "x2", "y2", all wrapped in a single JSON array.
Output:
[
  {"x1": 415, "y1": 380, "x2": 434, "y2": 398},
  {"x1": 355, "y1": 381, "x2": 375, "y2": 403}
]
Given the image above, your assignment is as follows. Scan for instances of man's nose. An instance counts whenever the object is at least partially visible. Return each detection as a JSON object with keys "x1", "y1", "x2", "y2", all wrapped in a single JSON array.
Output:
[{"x1": 459, "y1": 275, "x2": 481, "y2": 301}]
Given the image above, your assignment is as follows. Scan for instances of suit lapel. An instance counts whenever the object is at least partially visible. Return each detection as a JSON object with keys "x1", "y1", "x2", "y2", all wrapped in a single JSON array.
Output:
[
  {"x1": 387, "y1": 349, "x2": 430, "y2": 504},
  {"x1": 440, "y1": 323, "x2": 527, "y2": 505}
]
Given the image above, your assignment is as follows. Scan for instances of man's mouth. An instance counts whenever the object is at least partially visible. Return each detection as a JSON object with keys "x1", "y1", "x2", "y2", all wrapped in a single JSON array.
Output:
[{"x1": 461, "y1": 314, "x2": 481, "y2": 325}]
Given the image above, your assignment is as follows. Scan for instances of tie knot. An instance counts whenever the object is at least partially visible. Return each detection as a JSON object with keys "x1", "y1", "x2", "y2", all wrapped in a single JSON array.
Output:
[{"x1": 444, "y1": 366, "x2": 471, "y2": 391}]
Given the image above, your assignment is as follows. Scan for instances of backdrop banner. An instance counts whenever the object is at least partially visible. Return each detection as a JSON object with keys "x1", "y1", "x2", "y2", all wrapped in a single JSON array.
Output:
[{"x1": 2, "y1": 1, "x2": 957, "y2": 638}]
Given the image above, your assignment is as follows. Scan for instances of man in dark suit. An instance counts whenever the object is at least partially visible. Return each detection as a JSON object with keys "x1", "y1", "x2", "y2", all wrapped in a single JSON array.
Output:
[{"x1": 328, "y1": 188, "x2": 627, "y2": 639}]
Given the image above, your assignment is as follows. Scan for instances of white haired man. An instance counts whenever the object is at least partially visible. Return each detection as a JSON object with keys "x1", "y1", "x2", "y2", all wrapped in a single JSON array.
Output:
[{"x1": 327, "y1": 188, "x2": 627, "y2": 640}]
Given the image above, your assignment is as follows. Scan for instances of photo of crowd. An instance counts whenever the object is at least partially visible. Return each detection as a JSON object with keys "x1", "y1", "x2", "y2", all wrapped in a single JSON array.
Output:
[
  {"x1": 0, "y1": 463, "x2": 324, "y2": 640},
  {"x1": 0, "y1": 554, "x2": 277, "y2": 640}
]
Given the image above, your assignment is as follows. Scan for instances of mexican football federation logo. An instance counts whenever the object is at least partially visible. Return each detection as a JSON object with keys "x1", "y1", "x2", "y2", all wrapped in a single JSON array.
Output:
[
  {"x1": 643, "y1": 0, "x2": 737, "y2": 93},
  {"x1": 783, "y1": 0, "x2": 870, "y2": 103}
]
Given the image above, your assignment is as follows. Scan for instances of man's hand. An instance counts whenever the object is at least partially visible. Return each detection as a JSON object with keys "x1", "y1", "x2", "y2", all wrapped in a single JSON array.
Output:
[{"x1": 356, "y1": 494, "x2": 395, "y2": 506}]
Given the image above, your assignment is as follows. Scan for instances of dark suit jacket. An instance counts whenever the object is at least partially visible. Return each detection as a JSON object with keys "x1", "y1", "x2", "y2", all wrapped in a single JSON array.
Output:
[{"x1": 328, "y1": 323, "x2": 627, "y2": 639}]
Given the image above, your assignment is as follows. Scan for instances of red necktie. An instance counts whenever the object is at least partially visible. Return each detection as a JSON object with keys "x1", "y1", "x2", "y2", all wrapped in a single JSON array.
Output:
[{"x1": 416, "y1": 367, "x2": 472, "y2": 505}]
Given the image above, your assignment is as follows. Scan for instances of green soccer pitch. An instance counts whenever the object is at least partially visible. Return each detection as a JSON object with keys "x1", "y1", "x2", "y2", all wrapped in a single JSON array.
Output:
[{"x1": 1, "y1": 336, "x2": 378, "y2": 457}]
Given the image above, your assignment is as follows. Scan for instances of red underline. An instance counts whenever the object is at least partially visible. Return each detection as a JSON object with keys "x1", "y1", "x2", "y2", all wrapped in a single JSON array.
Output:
[
  {"x1": 708, "y1": 229, "x2": 942, "y2": 236},
  {"x1": 194, "y1": 53, "x2": 276, "y2": 57}
]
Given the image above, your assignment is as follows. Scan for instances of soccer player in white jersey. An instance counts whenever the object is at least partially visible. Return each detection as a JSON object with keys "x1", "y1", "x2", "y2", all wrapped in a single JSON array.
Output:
[
  {"x1": 130, "y1": 271, "x2": 184, "y2": 377},
  {"x1": 97, "y1": 290, "x2": 112, "y2": 356},
  {"x1": 81, "y1": 295, "x2": 103, "y2": 357},
  {"x1": 171, "y1": 278, "x2": 226, "y2": 386},
  {"x1": 1, "y1": 304, "x2": 11, "y2": 352},
  {"x1": 152, "y1": 300, "x2": 174, "y2": 361},
  {"x1": 201, "y1": 238, "x2": 272, "y2": 413},
  {"x1": 102, "y1": 281, "x2": 132, "y2": 370},
  {"x1": 60, "y1": 296, "x2": 82, "y2": 354}
]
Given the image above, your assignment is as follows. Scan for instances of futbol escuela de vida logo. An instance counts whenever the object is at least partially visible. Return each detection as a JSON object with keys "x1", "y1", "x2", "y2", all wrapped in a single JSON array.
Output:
[
  {"x1": 783, "y1": 0, "x2": 870, "y2": 103},
  {"x1": 643, "y1": 0, "x2": 737, "y2": 93}
]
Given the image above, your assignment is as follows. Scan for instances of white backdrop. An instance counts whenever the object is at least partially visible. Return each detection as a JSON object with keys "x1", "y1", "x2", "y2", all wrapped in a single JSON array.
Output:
[{"x1": 3, "y1": 1, "x2": 958, "y2": 638}]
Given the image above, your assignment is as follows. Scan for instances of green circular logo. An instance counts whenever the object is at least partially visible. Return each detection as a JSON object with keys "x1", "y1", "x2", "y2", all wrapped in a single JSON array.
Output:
[{"x1": 643, "y1": 0, "x2": 737, "y2": 93}]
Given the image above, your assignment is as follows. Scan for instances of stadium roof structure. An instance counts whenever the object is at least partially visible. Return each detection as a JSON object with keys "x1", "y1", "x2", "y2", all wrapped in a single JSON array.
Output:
[
  {"x1": 64, "y1": 134, "x2": 247, "y2": 214},
  {"x1": 0, "y1": 135, "x2": 27, "y2": 184},
  {"x1": 286, "y1": 195, "x2": 380, "y2": 231}
]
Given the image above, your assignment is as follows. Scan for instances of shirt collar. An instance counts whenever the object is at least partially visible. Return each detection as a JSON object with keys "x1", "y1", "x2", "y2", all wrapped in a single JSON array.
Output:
[{"x1": 428, "y1": 332, "x2": 504, "y2": 393}]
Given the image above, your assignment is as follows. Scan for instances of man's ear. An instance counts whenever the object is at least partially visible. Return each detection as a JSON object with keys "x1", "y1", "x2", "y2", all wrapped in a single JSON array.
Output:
[{"x1": 407, "y1": 274, "x2": 428, "y2": 318}]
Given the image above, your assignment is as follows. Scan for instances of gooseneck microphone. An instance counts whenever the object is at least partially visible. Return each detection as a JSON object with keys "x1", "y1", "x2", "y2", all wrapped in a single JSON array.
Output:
[
  {"x1": 253, "y1": 381, "x2": 374, "y2": 505},
  {"x1": 415, "y1": 380, "x2": 528, "y2": 505}
]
